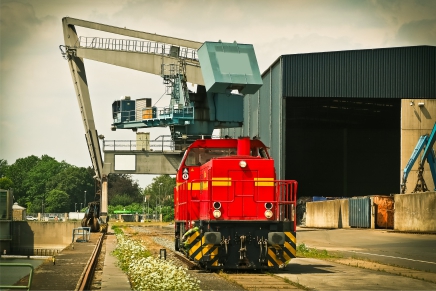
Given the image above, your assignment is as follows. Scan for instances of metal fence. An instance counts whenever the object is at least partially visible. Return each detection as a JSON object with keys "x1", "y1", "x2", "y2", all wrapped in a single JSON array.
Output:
[{"x1": 103, "y1": 135, "x2": 175, "y2": 152}]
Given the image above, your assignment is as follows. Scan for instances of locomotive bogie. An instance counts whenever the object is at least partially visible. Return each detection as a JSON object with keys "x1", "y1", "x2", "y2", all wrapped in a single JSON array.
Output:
[{"x1": 176, "y1": 220, "x2": 296, "y2": 270}]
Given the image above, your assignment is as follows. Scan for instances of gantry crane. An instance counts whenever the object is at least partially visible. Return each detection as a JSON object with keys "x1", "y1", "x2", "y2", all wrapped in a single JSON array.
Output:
[{"x1": 60, "y1": 17, "x2": 262, "y2": 231}]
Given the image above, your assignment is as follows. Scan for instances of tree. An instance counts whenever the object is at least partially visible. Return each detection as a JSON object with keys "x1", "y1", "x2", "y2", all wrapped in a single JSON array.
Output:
[
  {"x1": 0, "y1": 177, "x2": 13, "y2": 190},
  {"x1": 47, "y1": 166, "x2": 94, "y2": 211},
  {"x1": 0, "y1": 159, "x2": 8, "y2": 178},
  {"x1": 108, "y1": 174, "x2": 142, "y2": 205},
  {"x1": 110, "y1": 193, "x2": 135, "y2": 206},
  {"x1": 5, "y1": 155, "x2": 40, "y2": 204},
  {"x1": 143, "y1": 175, "x2": 175, "y2": 209},
  {"x1": 22, "y1": 155, "x2": 69, "y2": 203},
  {"x1": 45, "y1": 189, "x2": 70, "y2": 213}
]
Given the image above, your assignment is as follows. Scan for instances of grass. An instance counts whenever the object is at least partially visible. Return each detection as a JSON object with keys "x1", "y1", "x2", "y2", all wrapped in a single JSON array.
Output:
[
  {"x1": 296, "y1": 243, "x2": 340, "y2": 259},
  {"x1": 282, "y1": 277, "x2": 311, "y2": 290}
]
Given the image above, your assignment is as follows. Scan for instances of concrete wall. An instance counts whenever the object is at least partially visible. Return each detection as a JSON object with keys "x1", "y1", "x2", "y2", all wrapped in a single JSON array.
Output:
[
  {"x1": 11, "y1": 221, "x2": 82, "y2": 249},
  {"x1": 401, "y1": 99, "x2": 436, "y2": 194},
  {"x1": 306, "y1": 199, "x2": 350, "y2": 228},
  {"x1": 394, "y1": 191, "x2": 436, "y2": 232}
]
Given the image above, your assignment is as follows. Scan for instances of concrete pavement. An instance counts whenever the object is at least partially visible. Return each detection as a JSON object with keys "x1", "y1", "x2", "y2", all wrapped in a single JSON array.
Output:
[
  {"x1": 100, "y1": 233, "x2": 131, "y2": 290},
  {"x1": 277, "y1": 258, "x2": 436, "y2": 290}
]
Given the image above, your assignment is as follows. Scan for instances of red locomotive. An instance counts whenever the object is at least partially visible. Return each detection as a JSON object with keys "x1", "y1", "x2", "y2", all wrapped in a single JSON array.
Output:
[{"x1": 174, "y1": 137, "x2": 297, "y2": 270}]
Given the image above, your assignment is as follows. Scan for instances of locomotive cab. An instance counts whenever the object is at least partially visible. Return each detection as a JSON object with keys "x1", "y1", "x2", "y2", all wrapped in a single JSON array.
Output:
[{"x1": 174, "y1": 137, "x2": 297, "y2": 270}]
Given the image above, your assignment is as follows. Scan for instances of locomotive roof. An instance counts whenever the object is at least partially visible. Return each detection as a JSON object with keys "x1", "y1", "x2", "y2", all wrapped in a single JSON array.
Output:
[{"x1": 187, "y1": 138, "x2": 268, "y2": 149}]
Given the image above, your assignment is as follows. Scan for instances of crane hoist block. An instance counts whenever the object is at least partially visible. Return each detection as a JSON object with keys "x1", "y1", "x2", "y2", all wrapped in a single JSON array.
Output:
[{"x1": 198, "y1": 41, "x2": 263, "y2": 95}]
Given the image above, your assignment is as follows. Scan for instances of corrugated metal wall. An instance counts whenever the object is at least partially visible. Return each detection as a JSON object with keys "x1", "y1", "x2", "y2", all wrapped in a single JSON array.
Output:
[
  {"x1": 349, "y1": 197, "x2": 371, "y2": 228},
  {"x1": 282, "y1": 46, "x2": 436, "y2": 98},
  {"x1": 221, "y1": 60, "x2": 285, "y2": 178}
]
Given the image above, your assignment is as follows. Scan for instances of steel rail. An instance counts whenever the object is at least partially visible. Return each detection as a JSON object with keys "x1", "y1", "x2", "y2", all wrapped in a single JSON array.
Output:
[
  {"x1": 76, "y1": 233, "x2": 104, "y2": 291},
  {"x1": 172, "y1": 250, "x2": 199, "y2": 270}
]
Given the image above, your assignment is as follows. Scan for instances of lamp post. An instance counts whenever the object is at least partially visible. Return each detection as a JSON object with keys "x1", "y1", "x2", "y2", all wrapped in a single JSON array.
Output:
[
  {"x1": 84, "y1": 190, "x2": 86, "y2": 207},
  {"x1": 80, "y1": 202, "x2": 83, "y2": 210},
  {"x1": 158, "y1": 183, "x2": 163, "y2": 221},
  {"x1": 75, "y1": 203, "x2": 77, "y2": 212}
]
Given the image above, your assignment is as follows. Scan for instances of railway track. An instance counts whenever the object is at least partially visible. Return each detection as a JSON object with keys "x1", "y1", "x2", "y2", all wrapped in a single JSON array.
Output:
[{"x1": 77, "y1": 233, "x2": 104, "y2": 291}]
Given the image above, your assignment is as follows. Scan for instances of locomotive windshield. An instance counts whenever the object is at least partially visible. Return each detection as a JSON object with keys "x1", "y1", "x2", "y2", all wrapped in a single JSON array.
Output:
[
  {"x1": 185, "y1": 147, "x2": 236, "y2": 166},
  {"x1": 184, "y1": 146, "x2": 268, "y2": 166}
]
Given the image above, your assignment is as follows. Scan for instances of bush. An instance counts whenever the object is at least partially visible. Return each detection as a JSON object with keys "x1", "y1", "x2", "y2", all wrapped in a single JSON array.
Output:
[{"x1": 112, "y1": 232, "x2": 200, "y2": 290}]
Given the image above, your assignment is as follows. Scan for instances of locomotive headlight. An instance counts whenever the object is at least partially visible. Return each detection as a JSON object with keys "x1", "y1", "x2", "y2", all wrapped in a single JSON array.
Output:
[
  {"x1": 213, "y1": 202, "x2": 221, "y2": 209},
  {"x1": 239, "y1": 160, "x2": 247, "y2": 168},
  {"x1": 265, "y1": 202, "x2": 273, "y2": 210},
  {"x1": 264, "y1": 209, "x2": 273, "y2": 219},
  {"x1": 213, "y1": 209, "x2": 222, "y2": 218}
]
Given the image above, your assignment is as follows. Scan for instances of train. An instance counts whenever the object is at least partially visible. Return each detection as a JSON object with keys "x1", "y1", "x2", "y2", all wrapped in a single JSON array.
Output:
[{"x1": 174, "y1": 137, "x2": 298, "y2": 270}]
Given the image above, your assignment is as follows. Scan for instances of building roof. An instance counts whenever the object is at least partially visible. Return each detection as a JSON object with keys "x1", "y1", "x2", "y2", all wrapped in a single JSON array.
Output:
[
  {"x1": 12, "y1": 202, "x2": 26, "y2": 210},
  {"x1": 276, "y1": 46, "x2": 436, "y2": 99}
]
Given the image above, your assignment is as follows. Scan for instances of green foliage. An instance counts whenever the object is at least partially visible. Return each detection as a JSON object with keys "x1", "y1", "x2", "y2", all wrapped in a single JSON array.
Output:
[
  {"x1": 0, "y1": 159, "x2": 8, "y2": 178},
  {"x1": 47, "y1": 166, "x2": 94, "y2": 209},
  {"x1": 108, "y1": 174, "x2": 142, "y2": 204},
  {"x1": 111, "y1": 225, "x2": 123, "y2": 234},
  {"x1": 143, "y1": 175, "x2": 175, "y2": 208},
  {"x1": 161, "y1": 206, "x2": 174, "y2": 222},
  {"x1": 5, "y1": 155, "x2": 40, "y2": 204},
  {"x1": 5, "y1": 154, "x2": 175, "y2": 217},
  {"x1": 45, "y1": 189, "x2": 70, "y2": 213},
  {"x1": 0, "y1": 177, "x2": 13, "y2": 189},
  {"x1": 110, "y1": 193, "x2": 135, "y2": 206},
  {"x1": 5, "y1": 155, "x2": 94, "y2": 212},
  {"x1": 296, "y1": 243, "x2": 339, "y2": 259},
  {"x1": 22, "y1": 155, "x2": 69, "y2": 202}
]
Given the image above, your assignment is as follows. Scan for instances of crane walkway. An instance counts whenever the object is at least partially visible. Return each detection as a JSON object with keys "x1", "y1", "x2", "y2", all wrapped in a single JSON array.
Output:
[{"x1": 77, "y1": 36, "x2": 199, "y2": 61}]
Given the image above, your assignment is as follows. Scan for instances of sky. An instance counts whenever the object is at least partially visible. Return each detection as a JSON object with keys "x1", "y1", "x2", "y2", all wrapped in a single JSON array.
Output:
[{"x1": 1, "y1": 0, "x2": 436, "y2": 188}]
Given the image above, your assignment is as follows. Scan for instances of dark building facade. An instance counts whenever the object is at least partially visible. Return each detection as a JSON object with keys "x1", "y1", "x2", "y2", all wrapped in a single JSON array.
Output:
[{"x1": 222, "y1": 46, "x2": 436, "y2": 198}]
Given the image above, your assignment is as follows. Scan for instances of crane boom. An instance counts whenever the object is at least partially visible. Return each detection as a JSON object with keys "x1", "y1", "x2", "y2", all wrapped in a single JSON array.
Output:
[
  {"x1": 62, "y1": 18, "x2": 104, "y2": 182},
  {"x1": 401, "y1": 122, "x2": 436, "y2": 193},
  {"x1": 64, "y1": 17, "x2": 203, "y2": 49},
  {"x1": 61, "y1": 17, "x2": 262, "y2": 231}
]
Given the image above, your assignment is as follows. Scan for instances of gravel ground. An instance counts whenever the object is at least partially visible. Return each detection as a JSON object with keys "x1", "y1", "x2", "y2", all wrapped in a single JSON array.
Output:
[{"x1": 127, "y1": 225, "x2": 246, "y2": 291}]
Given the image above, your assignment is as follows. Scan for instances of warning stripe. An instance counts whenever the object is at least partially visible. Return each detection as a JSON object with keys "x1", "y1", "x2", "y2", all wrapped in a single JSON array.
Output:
[
  {"x1": 267, "y1": 248, "x2": 281, "y2": 267},
  {"x1": 267, "y1": 232, "x2": 297, "y2": 267},
  {"x1": 210, "y1": 247, "x2": 219, "y2": 266},
  {"x1": 284, "y1": 231, "x2": 297, "y2": 258},
  {"x1": 254, "y1": 177, "x2": 274, "y2": 186},
  {"x1": 212, "y1": 177, "x2": 231, "y2": 186},
  {"x1": 285, "y1": 231, "x2": 296, "y2": 245},
  {"x1": 176, "y1": 182, "x2": 201, "y2": 190},
  {"x1": 186, "y1": 231, "x2": 201, "y2": 258},
  {"x1": 187, "y1": 234, "x2": 219, "y2": 266}
]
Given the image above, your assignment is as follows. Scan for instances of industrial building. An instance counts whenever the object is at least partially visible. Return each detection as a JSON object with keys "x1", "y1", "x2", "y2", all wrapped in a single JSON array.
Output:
[{"x1": 222, "y1": 45, "x2": 436, "y2": 198}]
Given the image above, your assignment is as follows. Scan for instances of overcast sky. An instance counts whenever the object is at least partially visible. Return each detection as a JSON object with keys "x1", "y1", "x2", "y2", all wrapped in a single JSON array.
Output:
[{"x1": 1, "y1": 0, "x2": 435, "y2": 188}]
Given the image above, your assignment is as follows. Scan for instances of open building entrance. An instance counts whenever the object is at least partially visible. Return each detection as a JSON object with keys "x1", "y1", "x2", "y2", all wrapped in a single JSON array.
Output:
[{"x1": 285, "y1": 97, "x2": 401, "y2": 198}]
